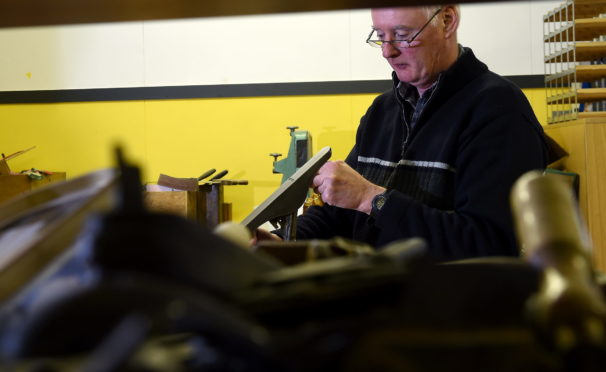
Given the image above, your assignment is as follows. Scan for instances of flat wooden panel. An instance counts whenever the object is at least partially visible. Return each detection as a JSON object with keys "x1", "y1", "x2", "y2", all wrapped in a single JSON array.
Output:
[
  {"x1": 144, "y1": 190, "x2": 198, "y2": 220},
  {"x1": 545, "y1": 118, "x2": 606, "y2": 272},
  {"x1": 0, "y1": 0, "x2": 485, "y2": 28},
  {"x1": 545, "y1": 42, "x2": 606, "y2": 63},
  {"x1": 546, "y1": 65, "x2": 606, "y2": 84},
  {"x1": 0, "y1": 175, "x2": 31, "y2": 204},
  {"x1": 547, "y1": 88, "x2": 606, "y2": 104},
  {"x1": 544, "y1": 121, "x2": 588, "y2": 224},
  {"x1": 575, "y1": 18, "x2": 606, "y2": 41},
  {"x1": 579, "y1": 111, "x2": 606, "y2": 119},
  {"x1": 0, "y1": 172, "x2": 66, "y2": 204},
  {"x1": 575, "y1": 65, "x2": 606, "y2": 82},
  {"x1": 577, "y1": 88, "x2": 606, "y2": 102},
  {"x1": 585, "y1": 122, "x2": 606, "y2": 271},
  {"x1": 545, "y1": 18, "x2": 606, "y2": 42}
]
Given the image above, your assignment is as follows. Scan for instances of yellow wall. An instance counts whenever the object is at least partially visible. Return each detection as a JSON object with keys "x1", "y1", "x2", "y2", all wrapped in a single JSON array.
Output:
[{"x1": 0, "y1": 88, "x2": 548, "y2": 222}]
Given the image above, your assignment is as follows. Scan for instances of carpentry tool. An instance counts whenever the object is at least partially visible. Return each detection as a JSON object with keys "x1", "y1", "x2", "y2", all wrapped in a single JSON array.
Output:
[
  {"x1": 210, "y1": 169, "x2": 228, "y2": 181},
  {"x1": 156, "y1": 174, "x2": 198, "y2": 191},
  {"x1": 0, "y1": 146, "x2": 36, "y2": 175},
  {"x1": 511, "y1": 170, "x2": 606, "y2": 351},
  {"x1": 270, "y1": 126, "x2": 312, "y2": 185},
  {"x1": 197, "y1": 169, "x2": 216, "y2": 181},
  {"x1": 242, "y1": 146, "x2": 331, "y2": 240}
]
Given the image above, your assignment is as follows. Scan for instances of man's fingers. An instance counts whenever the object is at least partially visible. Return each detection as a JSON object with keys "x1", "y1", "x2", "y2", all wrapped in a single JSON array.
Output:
[{"x1": 312, "y1": 174, "x2": 322, "y2": 188}]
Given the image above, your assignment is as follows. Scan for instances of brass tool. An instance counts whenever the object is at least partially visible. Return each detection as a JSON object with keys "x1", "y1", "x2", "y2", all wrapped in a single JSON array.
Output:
[{"x1": 511, "y1": 170, "x2": 606, "y2": 351}]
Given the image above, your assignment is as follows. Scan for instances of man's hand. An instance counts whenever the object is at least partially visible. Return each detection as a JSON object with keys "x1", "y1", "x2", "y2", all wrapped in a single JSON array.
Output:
[
  {"x1": 312, "y1": 161, "x2": 385, "y2": 215},
  {"x1": 251, "y1": 228, "x2": 283, "y2": 246}
]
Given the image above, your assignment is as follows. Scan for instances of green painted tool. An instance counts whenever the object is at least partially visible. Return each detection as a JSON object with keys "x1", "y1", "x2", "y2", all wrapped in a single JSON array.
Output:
[{"x1": 270, "y1": 126, "x2": 312, "y2": 185}]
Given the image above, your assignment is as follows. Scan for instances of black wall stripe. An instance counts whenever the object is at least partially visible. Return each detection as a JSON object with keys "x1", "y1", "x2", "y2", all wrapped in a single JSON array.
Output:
[{"x1": 0, "y1": 75, "x2": 544, "y2": 104}]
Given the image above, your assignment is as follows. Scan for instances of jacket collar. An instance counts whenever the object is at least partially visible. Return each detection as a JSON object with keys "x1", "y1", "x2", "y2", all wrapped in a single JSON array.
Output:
[{"x1": 391, "y1": 46, "x2": 488, "y2": 99}]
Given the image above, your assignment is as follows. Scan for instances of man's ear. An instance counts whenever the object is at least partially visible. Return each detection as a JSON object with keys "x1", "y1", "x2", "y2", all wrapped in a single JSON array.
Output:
[{"x1": 441, "y1": 5, "x2": 460, "y2": 38}]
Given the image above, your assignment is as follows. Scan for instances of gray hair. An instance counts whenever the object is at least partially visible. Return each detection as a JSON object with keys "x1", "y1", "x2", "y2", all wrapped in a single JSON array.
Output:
[{"x1": 423, "y1": 5, "x2": 460, "y2": 26}]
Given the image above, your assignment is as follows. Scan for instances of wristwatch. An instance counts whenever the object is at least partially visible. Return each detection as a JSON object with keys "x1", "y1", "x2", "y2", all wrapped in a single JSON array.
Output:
[{"x1": 371, "y1": 190, "x2": 389, "y2": 216}]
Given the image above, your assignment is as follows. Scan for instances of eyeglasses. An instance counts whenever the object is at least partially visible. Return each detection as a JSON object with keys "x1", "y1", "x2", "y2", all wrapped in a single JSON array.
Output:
[{"x1": 366, "y1": 8, "x2": 442, "y2": 49}]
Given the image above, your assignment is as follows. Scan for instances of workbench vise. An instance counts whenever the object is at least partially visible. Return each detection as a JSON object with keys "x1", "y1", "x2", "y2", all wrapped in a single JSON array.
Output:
[{"x1": 270, "y1": 126, "x2": 312, "y2": 185}]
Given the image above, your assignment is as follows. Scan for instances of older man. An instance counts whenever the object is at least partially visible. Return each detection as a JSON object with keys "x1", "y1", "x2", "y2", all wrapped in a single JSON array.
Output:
[{"x1": 265, "y1": 6, "x2": 550, "y2": 260}]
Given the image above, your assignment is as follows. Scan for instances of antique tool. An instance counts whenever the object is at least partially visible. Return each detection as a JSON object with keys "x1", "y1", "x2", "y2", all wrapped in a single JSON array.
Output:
[
  {"x1": 0, "y1": 146, "x2": 36, "y2": 176},
  {"x1": 242, "y1": 146, "x2": 331, "y2": 240},
  {"x1": 210, "y1": 169, "x2": 228, "y2": 181},
  {"x1": 197, "y1": 168, "x2": 216, "y2": 181},
  {"x1": 511, "y1": 170, "x2": 606, "y2": 351},
  {"x1": 270, "y1": 126, "x2": 312, "y2": 185},
  {"x1": 156, "y1": 174, "x2": 198, "y2": 191}
]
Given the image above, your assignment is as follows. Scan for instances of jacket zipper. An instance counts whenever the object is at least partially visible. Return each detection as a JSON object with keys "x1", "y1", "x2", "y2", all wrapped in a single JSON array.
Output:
[{"x1": 399, "y1": 76, "x2": 442, "y2": 157}]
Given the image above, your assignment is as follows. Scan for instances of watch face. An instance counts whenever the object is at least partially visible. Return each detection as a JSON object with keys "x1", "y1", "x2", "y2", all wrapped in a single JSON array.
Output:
[{"x1": 373, "y1": 194, "x2": 386, "y2": 211}]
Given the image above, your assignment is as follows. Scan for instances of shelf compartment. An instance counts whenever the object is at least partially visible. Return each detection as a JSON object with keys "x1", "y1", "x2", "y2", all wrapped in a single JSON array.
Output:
[
  {"x1": 578, "y1": 87, "x2": 606, "y2": 101},
  {"x1": 578, "y1": 111, "x2": 606, "y2": 119},
  {"x1": 545, "y1": 41, "x2": 606, "y2": 63},
  {"x1": 544, "y1": 0, "x2": 606, "y2": 22},
  {"x1": 547, "y1": 88, "x2": 606, "y2": 103},
  {"x1": 545, "y1": 18, "x2": 606, "y2": 42},
  {"x1": 545, "y1": 64, "x2": 606, "y2": 83}
]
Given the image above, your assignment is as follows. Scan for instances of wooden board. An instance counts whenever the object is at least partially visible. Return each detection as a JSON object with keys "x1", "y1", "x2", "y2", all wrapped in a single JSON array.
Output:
[
  {"x1": 0, "y1": 0, "x2": 491, "y2": 28},
  {"x1": 0, "y1": 172, "x2": 66, "y2": 204},
  {"x1": 144, "y1": 190, "x2": 198, "y2": 220},
  {"x1": 545, "y1": 41, "x2": 606, "y2": 63},
  {"x1": 546, "y1": 65, "x2": 606, "y2": 84},
  {"x1": 545, "y1": 18, "x2": 606, "y2": 42},
  {"x1": 544, "y1": 118, "x2": 606, "y2": 272},
  {"x1": 579, "y1": 111, "x2": 606, "y2": 119},
  {"x1": 585, "y1": 122, "x2": 606, "y2": 271},
  {"x1": 546, "y1": 88, "x2": 606, "y2": 104},
  {"x1": 577, "y1": 88, "x2": 606, "y2": 102},
  {"x1": 574, "y1": 65, "x2": 606, "y2": 83},
  {"x1": 0, "y1": 160, "x2": 9, "y2": 176}
]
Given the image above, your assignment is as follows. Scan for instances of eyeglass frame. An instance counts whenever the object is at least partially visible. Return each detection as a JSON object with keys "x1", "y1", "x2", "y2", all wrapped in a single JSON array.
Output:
[{"x1": 366, "y1": 8, "x2": 442, "y2": 49}]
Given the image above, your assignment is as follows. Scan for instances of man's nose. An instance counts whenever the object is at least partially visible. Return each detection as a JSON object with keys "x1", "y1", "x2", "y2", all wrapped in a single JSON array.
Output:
[{"x1": 382, "y1": 42, "x2": 400, "y2": 58}]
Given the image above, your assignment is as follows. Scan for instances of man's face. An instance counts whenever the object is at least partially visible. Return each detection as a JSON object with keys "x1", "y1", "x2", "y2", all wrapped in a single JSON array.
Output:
[{"x1": 371, "y1": 7, "x2": 445, "y2": 90}]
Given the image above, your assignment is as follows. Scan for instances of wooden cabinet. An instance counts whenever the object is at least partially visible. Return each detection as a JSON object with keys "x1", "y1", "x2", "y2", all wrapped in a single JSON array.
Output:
[
  {"x1": 0, "y1": 172, "x2": 66, "y2": 204},
  {"x1": 544, "y1": 118, "x2": 606, "y2": 272}
]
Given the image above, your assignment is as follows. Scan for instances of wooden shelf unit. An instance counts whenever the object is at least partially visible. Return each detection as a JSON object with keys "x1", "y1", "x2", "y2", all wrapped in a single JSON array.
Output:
[
  {"x1": 544, "y1": 0, "x2": 606, "y2": 124},
  {"x1": 544, "y1": 1, "x2": 606, "y2": 272}
]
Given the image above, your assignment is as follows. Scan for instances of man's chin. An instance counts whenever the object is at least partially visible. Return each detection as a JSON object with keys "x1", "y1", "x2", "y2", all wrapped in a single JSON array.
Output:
[{"x1": 394, "y1": 72, "x2": 415, "y2": 84}]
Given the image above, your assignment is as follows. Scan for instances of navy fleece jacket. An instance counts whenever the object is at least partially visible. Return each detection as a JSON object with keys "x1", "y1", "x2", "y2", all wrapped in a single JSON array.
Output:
[{"x1": 295, "y1": 47, "x2": 549, "y2": 260}]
